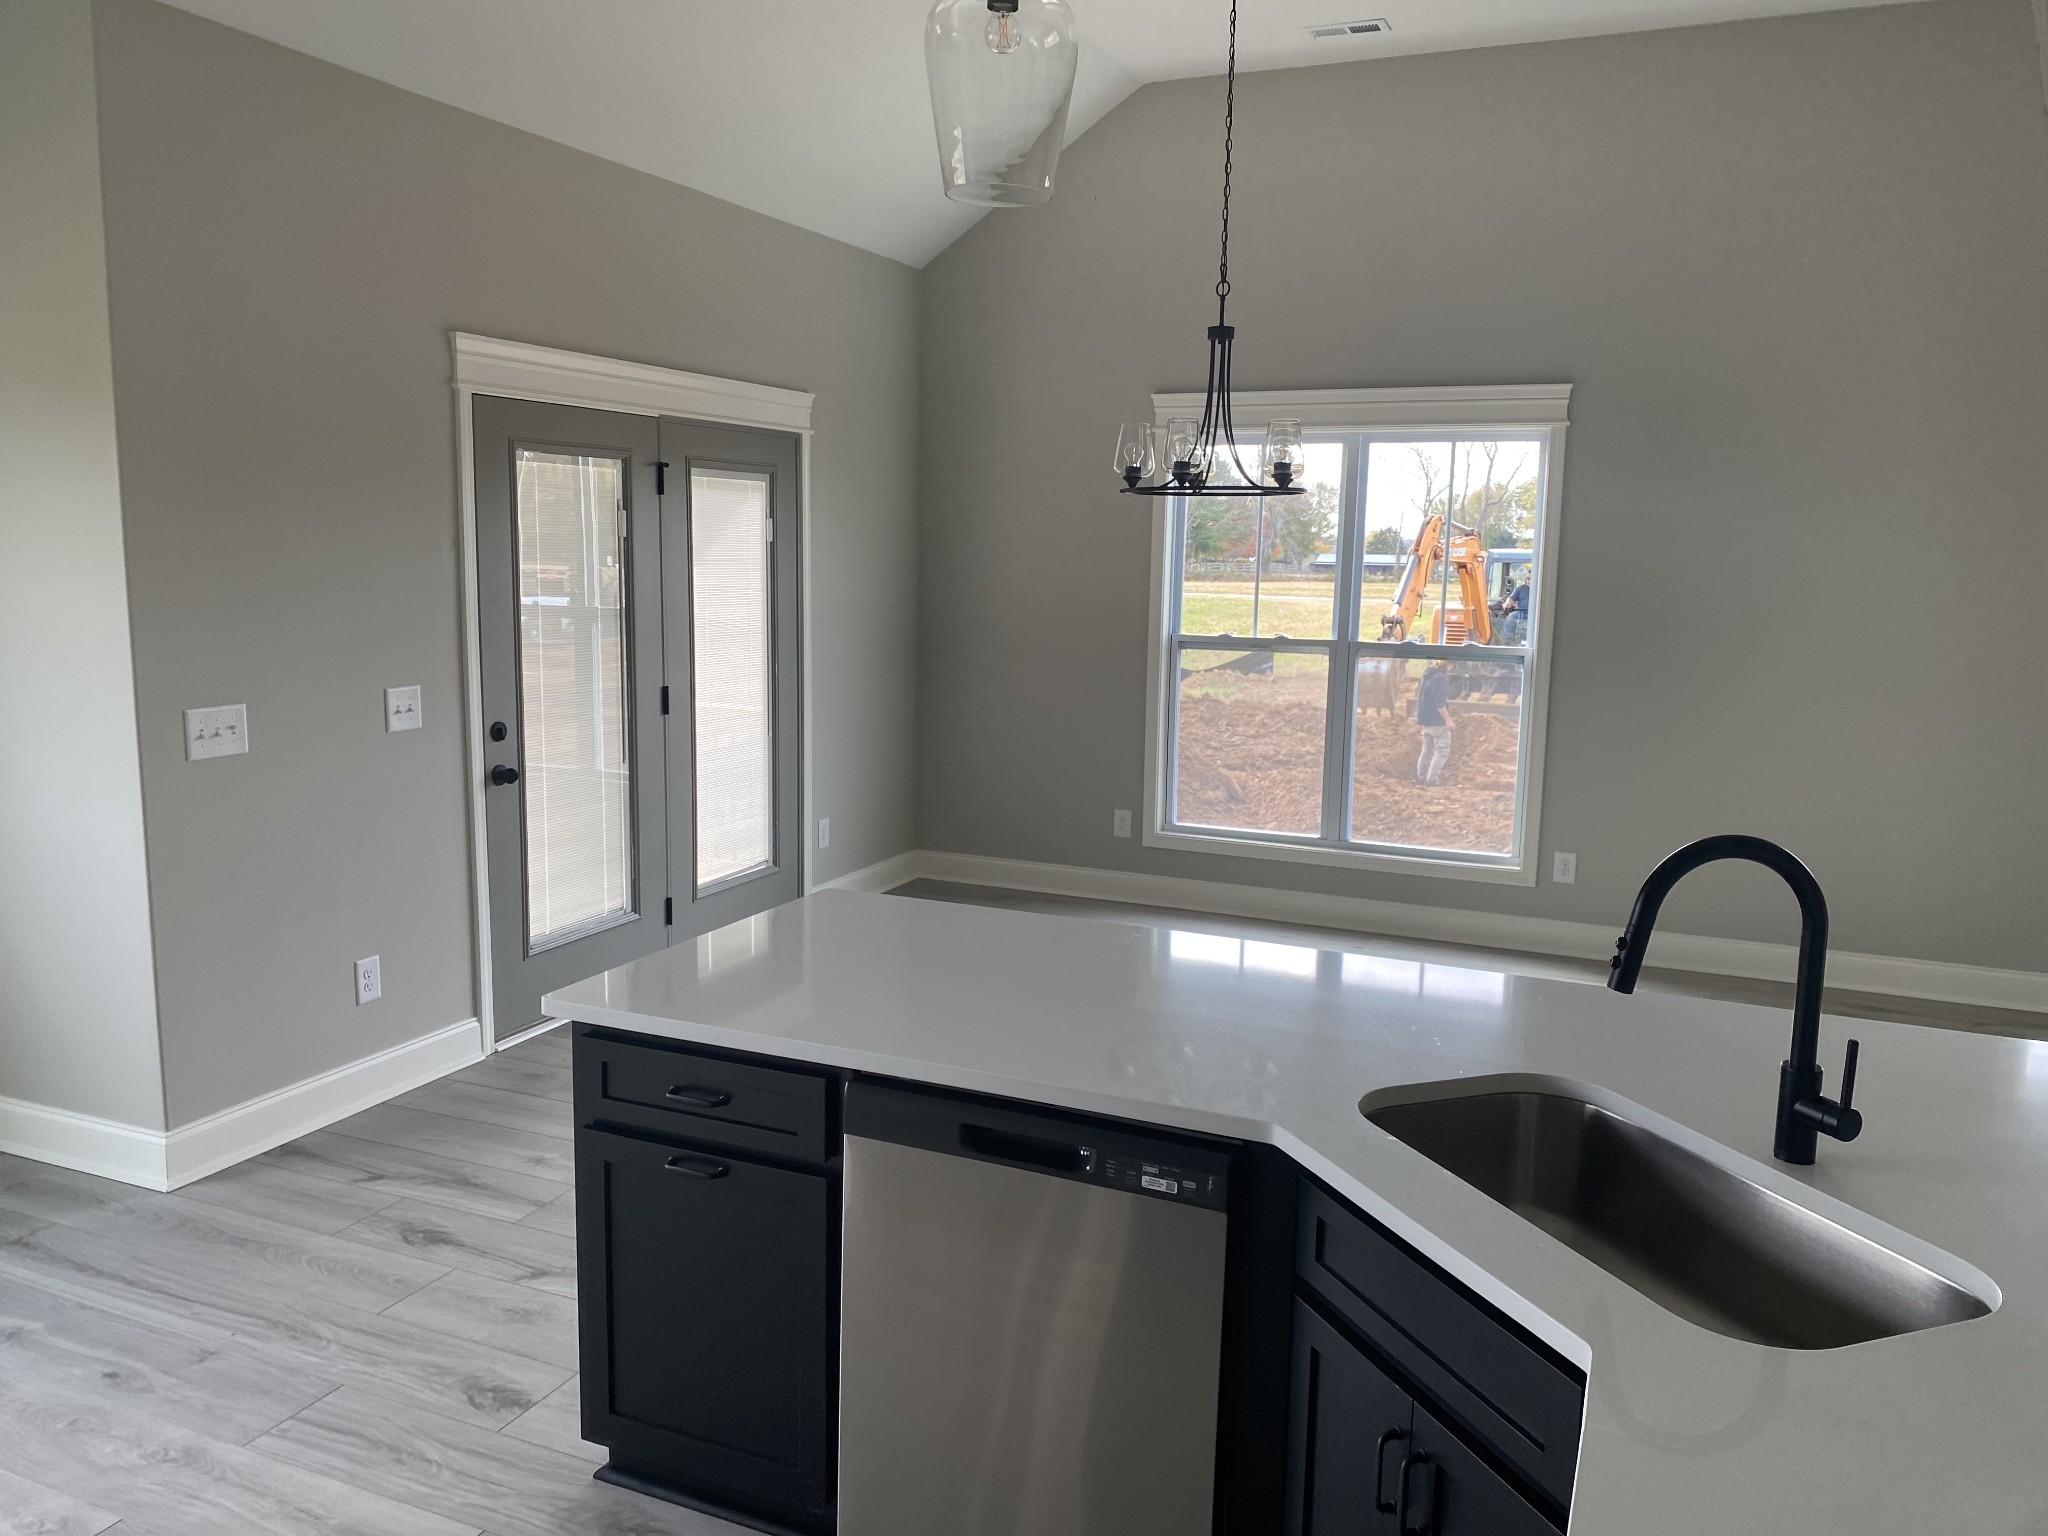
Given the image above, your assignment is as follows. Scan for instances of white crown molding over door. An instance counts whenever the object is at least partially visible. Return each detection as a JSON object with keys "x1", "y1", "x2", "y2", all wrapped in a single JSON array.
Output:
[{"x1": 452, "y1": 334, "x2": 817, "y2": 1055}]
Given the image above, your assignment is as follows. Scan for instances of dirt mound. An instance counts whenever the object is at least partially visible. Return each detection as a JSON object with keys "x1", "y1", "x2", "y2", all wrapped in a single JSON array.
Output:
[{"x1": 1176, "y1": 679, "x2": 1519, "y2": 854}]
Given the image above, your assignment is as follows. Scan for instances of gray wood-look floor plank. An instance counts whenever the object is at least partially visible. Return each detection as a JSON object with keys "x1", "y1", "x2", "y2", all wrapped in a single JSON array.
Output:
[
  {"x1": 323, "y1": 1105, "x2": 574, "y2": 1185},
  {"x1": 0, "y1": 1226, "x2": 568, "y2": 1430},
  {"x1": 0, "y1": 1029, "x2": 759, "y2": 1534},
  {"x1": 518, "y1": 1189, "x2": 576, "y2": 1236},
  {"x1": 341, "y1": 1198, "x2": 577, "y2": 1296},
  {"x1": 176, "y1": 1157, "x2": 406, "y2": 1234},
  {"x1": 56, "y1": 1193, "x2": 449, "y2": 1313},
  {"x1": 383, "y1": 1269, "x2": 580, "y2": 1370},
  {"x1": 0, "y1": 1157, "x2": 144, "y2": 1227},
  {"x1": 252, "y1": 1386, "x2": 729, "y2": 1536},
  {"x1": 0, "y1": 1465, "x2": 120, "y2": 1536},
  {"x1": 456, "y1": 1054, "x2": 574, "y2": 1104},
  {"x1": 0, "y1": 1271, "x2": 338, "y2": 1444},
  {"x1": 0, "y1": 1388, "x2": 480, "y2": 1536},
  {"x1": 497, "y1": 1375, "x2": 602, "y2": 1465},
  {"x1": 395, "y1": 1080, "x2": 573, "y2": 1141},
  {"x1": 258, "y1": 1129, "x2": 560, "y2": 1222}
]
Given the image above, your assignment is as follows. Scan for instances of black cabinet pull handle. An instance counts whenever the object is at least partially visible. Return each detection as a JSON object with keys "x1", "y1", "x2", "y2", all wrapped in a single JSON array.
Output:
[
  {"x1": 1397, "y1": 1451, "x2": 1437, "y2": 1535},
  {"x1": 1374, "y1": 1428, "x2": 1408, "y2": 1514},
  {"x1": 663, "y1": 1153, "x2": 729, "y2": 1179},
  {"x1": 664, "y1": 1084, "x2": 732, "y2": 1109}
]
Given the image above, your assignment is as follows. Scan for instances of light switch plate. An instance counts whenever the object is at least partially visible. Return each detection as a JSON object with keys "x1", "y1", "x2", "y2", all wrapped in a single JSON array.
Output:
[
  {"x1": 385, "y1": 685, "x2": 423, "y2": 733},
  {"x1": 185, "y1": 704, "x2": 248, "y2": 761}
]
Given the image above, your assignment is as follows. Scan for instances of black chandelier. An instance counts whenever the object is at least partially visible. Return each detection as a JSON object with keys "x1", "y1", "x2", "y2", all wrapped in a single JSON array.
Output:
[{"x1": 1114, "y1": 0, "x2": 1302, "y2": 499}]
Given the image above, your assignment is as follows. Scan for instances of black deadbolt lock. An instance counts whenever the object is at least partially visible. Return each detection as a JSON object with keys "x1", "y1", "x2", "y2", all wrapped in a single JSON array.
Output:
[{"x1": 489, "y1": 721, "x2": 508, "y2": 742}]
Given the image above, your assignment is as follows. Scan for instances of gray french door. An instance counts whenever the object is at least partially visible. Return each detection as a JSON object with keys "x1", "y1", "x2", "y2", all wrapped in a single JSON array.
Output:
[
  {"x1": 476, "y1": 398, "x2": 668, "y2": 1040},
  {"x1": 659, "y1": 418, "x2": 803, "y2": 935},
  {"x1": 474, "y1": 397, "x2": 803, "y2": 1041}
]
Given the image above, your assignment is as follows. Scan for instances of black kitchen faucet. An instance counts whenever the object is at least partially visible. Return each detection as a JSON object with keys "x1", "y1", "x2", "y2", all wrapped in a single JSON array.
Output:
[{"x1": 1607, "y1": 834, "x2": 1863, "y2": 1166}]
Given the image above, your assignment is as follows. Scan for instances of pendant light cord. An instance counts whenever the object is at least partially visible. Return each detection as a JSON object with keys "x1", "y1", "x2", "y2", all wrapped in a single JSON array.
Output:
[{"x1": 1215, "y1": 0, "x2": 1237, "y2": 321}]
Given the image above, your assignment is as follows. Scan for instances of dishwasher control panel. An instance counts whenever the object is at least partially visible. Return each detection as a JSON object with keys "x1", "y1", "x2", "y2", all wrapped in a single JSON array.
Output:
[{"x1": 1100, "y1": 1154, "x2": 1225, "y2": 1207}]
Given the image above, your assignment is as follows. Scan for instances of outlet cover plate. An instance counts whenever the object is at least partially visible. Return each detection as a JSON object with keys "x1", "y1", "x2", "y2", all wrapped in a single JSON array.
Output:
[
  {"x1": 354, "y1": 955, "x2": 381, "y2": 1005},
  {"x1": 1553, "y1": 852, "x2": 1578, "y2": 885},
  {"x1": 185, "y1": 705, "x2": 248, "y2": 761},
  {"x1": 1113, "y1": 809, "x2": 1133, "y2": 838},
  {"x1": 385, "y1": 685, "x2": 423, "y2": 733}
]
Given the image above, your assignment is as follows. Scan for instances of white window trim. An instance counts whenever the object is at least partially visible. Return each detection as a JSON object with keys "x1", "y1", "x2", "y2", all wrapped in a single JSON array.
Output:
[
  {"x1": 1141, "y1": 383, "x2": 1571, "y2": 887},
  {"x1": 451, "y1": 334, "x2": 816, "y2": 1054}
]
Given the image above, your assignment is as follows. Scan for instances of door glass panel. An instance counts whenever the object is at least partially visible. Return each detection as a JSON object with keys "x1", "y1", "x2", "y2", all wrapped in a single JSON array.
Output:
[
  {"x1": 514, "y1": 448, "x2": 634, "y2": 948},
  {"x1": 691, "y1": 468, "x2": 776, "y2": 890}
]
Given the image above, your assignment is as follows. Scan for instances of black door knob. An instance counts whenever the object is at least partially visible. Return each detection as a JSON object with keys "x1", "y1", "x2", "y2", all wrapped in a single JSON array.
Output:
[{"x1": 490, "y1": 765, "x2": 521, "y2": 786}]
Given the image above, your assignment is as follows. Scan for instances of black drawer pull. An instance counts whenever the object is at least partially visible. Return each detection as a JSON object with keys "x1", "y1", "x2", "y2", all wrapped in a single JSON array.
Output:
[
  {"x1": 1397, "y1": 1451, "x2": 1437, "y2": 1536},
  {"x1": 664, "y1": 1084, "x2": 733, "y2": 1109},
  {"x1": 663, "y1": 1153, "x2": 729, "y2": 1179},
  {"x1": 1374, "y1": 1428, "x2": 1407, "y2": 1514}
]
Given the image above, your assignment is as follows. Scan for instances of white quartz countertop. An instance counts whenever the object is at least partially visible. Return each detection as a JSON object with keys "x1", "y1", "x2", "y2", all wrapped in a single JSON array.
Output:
[{"x1": 545, "y1": 890, "x2": 2048, "y2": 1535}]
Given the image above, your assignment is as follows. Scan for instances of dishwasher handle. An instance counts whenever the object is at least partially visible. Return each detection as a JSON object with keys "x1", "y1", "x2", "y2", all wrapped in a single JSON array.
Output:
[{"x1": 960, "y1": 1122, "x2": 1096, "y2": 1176}]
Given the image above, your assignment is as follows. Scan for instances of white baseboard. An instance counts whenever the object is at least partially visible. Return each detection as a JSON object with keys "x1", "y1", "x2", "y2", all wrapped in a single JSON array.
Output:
[
  {"x1": 164, "y1": 1018, "x2": 483, "y2": 1188},
  {"x1": 818, "y1": 849, "x2": 925, "y2": 895},
  {"x1": 0, "y1": 1096, "x2": 172, "y2": 1189},
  {"x1": 0, "y1": 1018, "x2": 483, "y2": 1192},
  {"x1": 898, "y1": 850, "x2": 2048, "y2": 1015}
]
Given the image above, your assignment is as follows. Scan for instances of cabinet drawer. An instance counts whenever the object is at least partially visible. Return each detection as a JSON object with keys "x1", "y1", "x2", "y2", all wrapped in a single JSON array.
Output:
[
  {"x1": 1297, "y1": 1183, "x2": 1582, "y2": 1509},
  {"x1": 575, "y1": 1029, "x2": 831, "y2": 1165}
]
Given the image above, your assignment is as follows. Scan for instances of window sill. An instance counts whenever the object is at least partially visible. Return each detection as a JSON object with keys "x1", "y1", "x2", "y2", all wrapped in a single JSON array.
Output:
[{"x1": 1143, "y1": 825, "x2": 1538, "y2": 886}]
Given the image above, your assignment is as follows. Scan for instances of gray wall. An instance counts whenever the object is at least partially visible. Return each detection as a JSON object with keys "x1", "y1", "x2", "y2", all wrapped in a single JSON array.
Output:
[
  {"x1": 91, "y1": 0, "x2": 921, "y2": 1126},
  {"x1": 0, "y1": 0, "x2": 166, "y2": 1129},
  {"x1": 918, "y1": 0, "x2": 2048, "y2": 972}
]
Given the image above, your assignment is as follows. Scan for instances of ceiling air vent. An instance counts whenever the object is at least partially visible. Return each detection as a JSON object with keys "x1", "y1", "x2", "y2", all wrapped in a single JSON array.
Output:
[{"x1": 1308, "y1": 18, "x2": 1390, "y2": 38}]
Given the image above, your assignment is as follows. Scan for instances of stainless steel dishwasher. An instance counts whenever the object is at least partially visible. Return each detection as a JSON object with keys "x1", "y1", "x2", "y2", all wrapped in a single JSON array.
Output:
[{"x1": 838, "y1": 1081, "x2": 1233, "y2": 1536}]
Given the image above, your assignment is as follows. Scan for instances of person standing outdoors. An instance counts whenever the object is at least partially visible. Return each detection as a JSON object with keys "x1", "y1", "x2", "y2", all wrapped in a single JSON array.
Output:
[{"x1": 1415, "y1": 659, "x2": 1454, "y2": 785}]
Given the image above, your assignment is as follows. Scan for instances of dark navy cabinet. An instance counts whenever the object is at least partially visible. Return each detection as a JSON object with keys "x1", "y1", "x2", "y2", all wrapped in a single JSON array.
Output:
[
  {"x1": 1284, "y1": 1179, "x2": 1582, "y2": 1536},
  {"x1": 574, "y1": 1027, "x2": 838, "y2": 1535}
]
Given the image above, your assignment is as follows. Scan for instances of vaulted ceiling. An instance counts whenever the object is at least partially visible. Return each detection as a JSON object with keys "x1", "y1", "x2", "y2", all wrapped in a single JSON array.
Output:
[{"x1": 159, "y1": 0, "x2": 1925, "y2": 266}]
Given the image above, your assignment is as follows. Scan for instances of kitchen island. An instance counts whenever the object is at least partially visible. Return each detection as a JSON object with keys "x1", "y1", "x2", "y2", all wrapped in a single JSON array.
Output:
[{"x1": 546, "y1": 889, "x2": 2046, "y2": 1535}]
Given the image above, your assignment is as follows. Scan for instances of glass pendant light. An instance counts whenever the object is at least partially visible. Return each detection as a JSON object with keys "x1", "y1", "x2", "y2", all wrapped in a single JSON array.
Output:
[{"x1": 925, "y1": 0, "x2": 1080, "y2": 206}]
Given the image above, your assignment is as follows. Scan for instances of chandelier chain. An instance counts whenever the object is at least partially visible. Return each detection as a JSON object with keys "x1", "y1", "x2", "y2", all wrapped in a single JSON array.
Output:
[{"x1": 1215, "y1": 0, "x2": 1237, "y2": 310}]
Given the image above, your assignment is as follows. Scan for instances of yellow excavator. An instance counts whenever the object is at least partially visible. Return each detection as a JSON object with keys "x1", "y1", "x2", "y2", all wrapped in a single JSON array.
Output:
[{"x1": 1379, "y1": 514, "x2": 1494, "y2": 644}]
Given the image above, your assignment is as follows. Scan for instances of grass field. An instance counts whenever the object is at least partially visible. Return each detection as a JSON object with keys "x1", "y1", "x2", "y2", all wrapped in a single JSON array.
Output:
[{"x1": 1180, "y1": 575, "x2": 1458, "y2": 641}]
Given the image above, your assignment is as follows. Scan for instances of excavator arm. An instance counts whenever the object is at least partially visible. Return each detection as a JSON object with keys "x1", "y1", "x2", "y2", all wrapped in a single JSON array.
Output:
[{"x1": 1381, "y1": 514, "x2": 1493, "y2": 644}]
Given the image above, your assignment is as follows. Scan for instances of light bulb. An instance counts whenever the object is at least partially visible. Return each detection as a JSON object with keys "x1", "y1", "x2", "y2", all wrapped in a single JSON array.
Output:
[
  {"x1": 986, "y1": 8, "x2": 1019, "y2": 52},
  {"x1": 1166, "y1": 418, "x2": 1200, "y2": 472},
  {"x1": 1114, "y1": 424, "x2": 1157, "y2": 485},
  {"x1": 1264, "y1": 418, "x2": 1304, "y2": 485}
]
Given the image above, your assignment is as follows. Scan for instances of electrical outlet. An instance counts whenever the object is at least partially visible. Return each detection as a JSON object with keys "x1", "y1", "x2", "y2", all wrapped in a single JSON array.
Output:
[
  {"x1": 1113, "y1": 808, "x2": 1133, "y2": 838},
  {"x1": 817, "y1": 818, "x2": 831, "y2": 850},
  {"x1": 184, "y1": 704, "x2": 248, "y2": 761},
  {"x1": 385, "y1": 685, "x2": 423, "y2": 733},
  {"x1": 1553, "y1": 851, "x2": 1578, "y2": 885},
  {"x1": 354, "y1": 955, "x2": 381, "y2": 1005}
]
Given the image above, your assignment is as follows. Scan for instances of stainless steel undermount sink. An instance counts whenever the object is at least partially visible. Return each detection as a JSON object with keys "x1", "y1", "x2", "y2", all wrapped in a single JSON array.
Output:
[{"x1": 1365, "y1": 1085, "x2": 1995, "y2": 1350}]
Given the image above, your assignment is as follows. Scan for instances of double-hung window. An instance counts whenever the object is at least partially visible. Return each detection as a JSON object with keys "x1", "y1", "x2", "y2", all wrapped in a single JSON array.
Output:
[{"x1": 1144, "y1": 385, "x2": 1569, "y2": 883}]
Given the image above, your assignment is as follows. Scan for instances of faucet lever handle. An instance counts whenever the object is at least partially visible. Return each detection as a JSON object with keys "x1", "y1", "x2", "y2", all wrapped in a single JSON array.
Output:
[{"x1": 1838, "y1": 1038, "x2": 1859, "y2": 1114}]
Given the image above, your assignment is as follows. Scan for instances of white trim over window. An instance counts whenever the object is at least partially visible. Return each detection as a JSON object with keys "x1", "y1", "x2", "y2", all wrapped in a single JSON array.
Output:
[
  {"x1": 451, "y1": 334, "x2": 816, "y2": 1054},
  {"x1": 1141, "y1": 384, "x2": 1571, "y2": 886}
]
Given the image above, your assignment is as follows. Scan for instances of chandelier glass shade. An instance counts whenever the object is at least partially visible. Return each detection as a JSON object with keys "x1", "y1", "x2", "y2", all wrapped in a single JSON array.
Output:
[
  {"x1": 1116, "y1": 1, "x2": 1301, "y2": 499},
  {"x1": 925, "y1": 0, "x2": 1080, "y2": 207}
]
